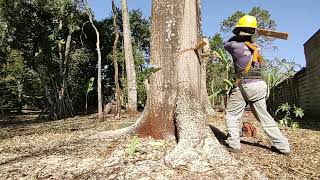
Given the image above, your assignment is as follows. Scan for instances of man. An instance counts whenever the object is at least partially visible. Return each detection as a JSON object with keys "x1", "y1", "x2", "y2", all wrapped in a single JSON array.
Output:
[{"x1": 224, "y1": 15, "x2": 290, "y2": 154}]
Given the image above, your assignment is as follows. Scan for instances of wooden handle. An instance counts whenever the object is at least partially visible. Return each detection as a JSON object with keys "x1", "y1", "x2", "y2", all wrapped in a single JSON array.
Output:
[
  {"x1": 194, "y1": 41, "x2": 207, "y2": 50},
  {"x1": 256, "y1": 28, "x2": 289, "y2": 40}
]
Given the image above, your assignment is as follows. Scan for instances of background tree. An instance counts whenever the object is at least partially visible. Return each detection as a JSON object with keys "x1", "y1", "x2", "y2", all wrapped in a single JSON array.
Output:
[
  {"x1": 1, "y1": 49, "x2": 25, "y2": 111},
  {"x1": 121, "y1": 0, "x2": 138, "y2": 114},
  {"x1": 200, "y1": 38, "x2": 215, "y2": 115},
  {"x1": 0, "y1": 0, "x2": 151, "y2": 117},
  {"x1": 112, "y1": 0, "x2": 122, "y2": 117},
  {"x1": 85, "y1": 77, "x2": 94, "y2": 114},
  {"x1": 220, "y1": 7, "x2": 277, "y2": 48},
  {"x1": 104, "y1": 8, "x2": 150, "y2": 111},
  {"x1": 0, "y1": 0, "x2": 85, "y2": 119},
  {"x1": 0, "y1": 48, "x2": 43, "y2": 112},
  {"x1": 82, "y1": 0, "x2": 103, "y2": 120},
  {"x1": 68, "y1": 47, "x2": 96, "y2": 112},
  {"x1": 207, "y1": 33, "x2": 233, "y2": 108},
  {"x1": 210, "y1": 48, "x2": 234, "y2": 108}
]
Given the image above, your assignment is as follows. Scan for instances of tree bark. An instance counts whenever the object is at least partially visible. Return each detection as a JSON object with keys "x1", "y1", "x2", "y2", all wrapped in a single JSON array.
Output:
[
  {"x1": 121, "y1": 0, "x2": 138, "y2": 114},
  {"x1": 83, "y1": 0, "x2": 103, "y2": 120},
  {"x1": 92, "y1": 0, "x2": 262, "y2": 176},
  {"x1": 133, "y1": 0, "x2": 179, "y2": 139},
  {"x1": 135, "y1": 0, "x2": 234, "y2": 170},
  {"x1": 112, "y1": 0, "x2": 122, "y2": 118}
]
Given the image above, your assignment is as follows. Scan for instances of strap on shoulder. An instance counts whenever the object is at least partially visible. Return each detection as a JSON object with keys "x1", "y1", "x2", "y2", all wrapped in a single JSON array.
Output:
[{"x1": 243, "y1": 42, "x2": 264, "y2": 74}]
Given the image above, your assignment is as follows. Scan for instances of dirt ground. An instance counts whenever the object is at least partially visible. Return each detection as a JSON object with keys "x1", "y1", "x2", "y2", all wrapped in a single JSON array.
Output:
[{"x1": 0, "y1": 111, "x2": 319, "y2": 179}]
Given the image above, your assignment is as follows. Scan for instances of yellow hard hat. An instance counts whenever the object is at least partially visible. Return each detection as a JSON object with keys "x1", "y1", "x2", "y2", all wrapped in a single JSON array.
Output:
[{"x1": 235, "y1": 15, "x2": 257, "y2": 29}]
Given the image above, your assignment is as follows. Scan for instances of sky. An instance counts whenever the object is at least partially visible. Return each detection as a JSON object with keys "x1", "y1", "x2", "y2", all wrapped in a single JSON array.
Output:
[{"x1": 88, "y1": 0, "x2": 320, "y2": 67}]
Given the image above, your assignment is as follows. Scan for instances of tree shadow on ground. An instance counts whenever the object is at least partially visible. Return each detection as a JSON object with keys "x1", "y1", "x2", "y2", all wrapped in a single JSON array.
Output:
[
  {"x1": 0, "y1": 110, "x2": 135, "y2": 140},
  {"x1": 0, "y1": 109, "x2": 100, "y2": 129},
  {"x1": 0, "y1": 111, "x2": 44, "y2": 128},
  {"x1": 208, "y1": 124, "x2": 227, "y2": 145},
  {"x1": 240, "y1": 140, "x2": 271, "y2": 151},
  {"x1": 0, "y1": 137, "x2": 103, "y2": 166}
]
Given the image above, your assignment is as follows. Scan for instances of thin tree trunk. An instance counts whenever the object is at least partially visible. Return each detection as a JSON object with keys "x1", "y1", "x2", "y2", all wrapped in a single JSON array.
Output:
[
  {"x1": 121, "y1": 0, "x2": 138, "y2": 114},
  {"x1": 41, "y1": 76, "x2": 54, "y2": 107},
  {"x1": 58, "y1": 20, "x2": 64, "y2": 80},
  {"x1": 210, "y1": 79, "x2": 215, "y2": 108},
  {"x1": 64, "y1": 29, "x2": 72, "y2": 84},
  {"x1": 16, "y1": 80, "x2": 23, "y2": 112},
  {"x1": 63, "y1": 30, "x2": 74, "y2": 116},
  {"x1": 85, "y1": 93, "x2": 88, "y2": 114},
  {"x1": 83, "y1": 0, "x2": 103, "y2": 120},
  {"x1": 112, "y1": 0, "x2": 122, "y2": 118}
]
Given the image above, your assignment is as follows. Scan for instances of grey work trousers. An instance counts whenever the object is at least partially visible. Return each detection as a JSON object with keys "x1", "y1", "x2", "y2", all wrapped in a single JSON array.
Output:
[{"x1": 225, "y1": 80, "x2": 290, "y2": 153}]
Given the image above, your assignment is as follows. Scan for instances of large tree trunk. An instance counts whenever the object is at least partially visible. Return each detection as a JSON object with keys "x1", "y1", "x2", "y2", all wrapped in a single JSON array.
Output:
[
  {"x1": 134, "y1": 0, "x2": 234, "y2": 170},
  {"x1": 121, "y1": 0, "x2": 138, "y2": 114},
  {"x1": 160, "y1": 0, "x2": 231, "y2": 170},
  {"x1": 93, "y1": 0, "x2": 262, "y2": 176}
]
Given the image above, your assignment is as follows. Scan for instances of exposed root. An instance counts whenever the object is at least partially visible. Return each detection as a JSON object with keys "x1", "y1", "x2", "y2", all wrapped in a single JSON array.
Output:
[
  {"x1": 164, "y1": 93, "x2": 264, "y2": 177},
  {"x1": 87, "y1": 111, "x2": 146, "y2": 140},
  {"x1": 165, "y1": 128, "x2": 235, "y2": 169},
  {"x1": 164, "y1": 128, "x2": 266, "y2": 178},
  {"x1": 162, "y1": 93, "x2": 238, "y2": 175}
]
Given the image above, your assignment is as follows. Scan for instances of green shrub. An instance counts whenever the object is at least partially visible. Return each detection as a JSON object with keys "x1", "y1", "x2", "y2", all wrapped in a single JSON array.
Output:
[
  {"x1": 275, "y1": 103, "x2": 304, "y2": 129},
  {"x1": 127, "y1": 136, "x2": 139, "y2": 157}
]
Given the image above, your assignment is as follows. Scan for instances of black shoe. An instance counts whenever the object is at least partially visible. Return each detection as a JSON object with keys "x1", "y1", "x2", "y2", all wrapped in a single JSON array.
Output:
[
  {"x1": 271, "y1": 146, "x2": 290, "y2": 155},
  {"x1": 224, "y1": 145, "x2": 242, "y2": 153}
]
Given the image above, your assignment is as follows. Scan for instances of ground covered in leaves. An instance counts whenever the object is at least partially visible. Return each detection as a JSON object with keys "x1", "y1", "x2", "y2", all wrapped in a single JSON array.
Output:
[{"x1": 0, "y1": 111, "x2": 319, "y2": 179}]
